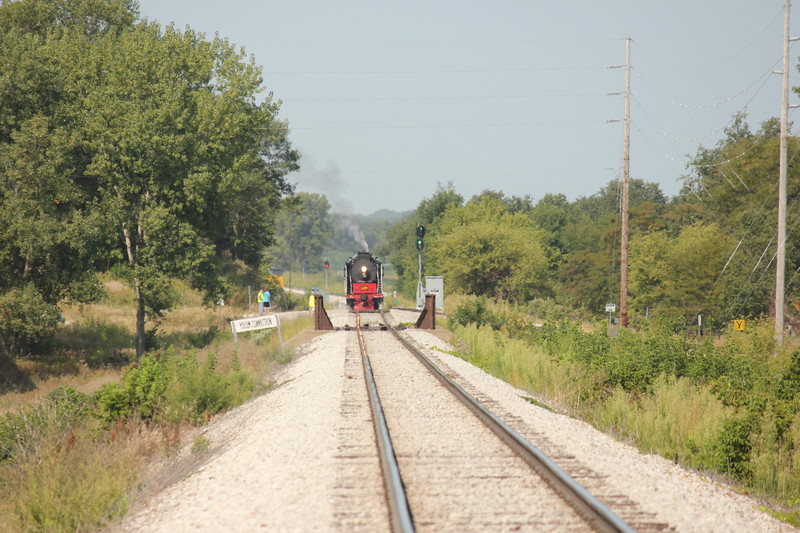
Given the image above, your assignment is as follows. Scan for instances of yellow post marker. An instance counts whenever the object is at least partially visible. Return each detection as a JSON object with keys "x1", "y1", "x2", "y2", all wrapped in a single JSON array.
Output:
[{"x1": 733, "y1": 320, "x2": 745, "y2": 331}]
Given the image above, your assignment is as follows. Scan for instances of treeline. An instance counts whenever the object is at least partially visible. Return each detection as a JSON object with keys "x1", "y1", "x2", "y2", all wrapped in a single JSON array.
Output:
[
  {"x1": 380, "y1": 113, "x2": 800, "y2": 330},
  {"x1": 266, "y1": 191, "x2": 402, "y2": 278},
  {"x1": 0, "y1": 0, "x2": 299, "y2": 358}
]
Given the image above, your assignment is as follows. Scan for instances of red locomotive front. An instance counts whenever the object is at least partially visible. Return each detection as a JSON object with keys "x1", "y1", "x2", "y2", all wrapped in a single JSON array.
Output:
[{"x1": 344, "y1": 252, "x2": 384, "y2": 311}]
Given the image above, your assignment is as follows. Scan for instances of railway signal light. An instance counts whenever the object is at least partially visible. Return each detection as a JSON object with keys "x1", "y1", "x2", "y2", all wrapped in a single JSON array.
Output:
[
  {"x1": 324, "y1": 260, "x2": 329, "y2": 269},
  {"x1": 416, "y1": 224, "x2": 425, "y2": 251}
]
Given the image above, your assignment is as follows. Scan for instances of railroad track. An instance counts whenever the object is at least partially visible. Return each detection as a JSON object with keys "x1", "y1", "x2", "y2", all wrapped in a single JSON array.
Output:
[{"x1": 353, "y1": 310, "x2": 637, "y2": 533}]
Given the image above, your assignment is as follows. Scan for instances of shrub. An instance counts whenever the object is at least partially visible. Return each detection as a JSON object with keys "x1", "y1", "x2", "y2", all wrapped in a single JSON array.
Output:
[
  {"x1": 94, "y1": 349, "x2": 261, "y2": 426},
  {"x1": 94, "y1": 352, "x2": 172, "y2": 424},
  {"x1": 449, "y1": 295, "x2": 504, "y2": 330},
  {"x1": 715, "y1": 416, "x2": 754, "y2": 481},
  {"x1": 272, "y1": 288, "x2": 299, "y2": 311},
  {"x1": 525, "y1": 297, "x2": 575, "y2": 321},
  {"x1": 0, "y1": 387, "x2": 91, "y2": 463},
  {"x1": 163, "y1": 353, "x2": 258, "y2": 424},
  {"x1": 0, "y1": 285, "x2": 62, "y2": 357}
]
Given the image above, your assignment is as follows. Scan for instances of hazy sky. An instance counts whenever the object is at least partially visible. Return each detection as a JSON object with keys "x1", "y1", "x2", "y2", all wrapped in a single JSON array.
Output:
[{"x1": 135, "y1": 0, "x2": 797, "y2": 214}]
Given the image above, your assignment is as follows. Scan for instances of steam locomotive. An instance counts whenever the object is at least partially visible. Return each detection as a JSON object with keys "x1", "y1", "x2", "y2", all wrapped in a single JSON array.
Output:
[{"x1": 344, "y1": 252, "x2": 384, "y2": 310}]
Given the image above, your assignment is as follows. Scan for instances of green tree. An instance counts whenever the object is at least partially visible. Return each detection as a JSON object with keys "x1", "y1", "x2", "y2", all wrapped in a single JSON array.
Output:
[
  {"x1": 556, "y1": 179, "x2": 669, "y2": 315},
  {"x1": 378, "y1": 182, "x2": 464, "y2": 297},
  {"x1": 81, "y1": 24, "x2": 296, "y2": 357},
  {"x1": 271, "y1": 192, "x2": 333, "y2": 276},
  {"x1": 428, "y1": 197, "x2": 552, "y2": 301},
  {"x1": 629, "y1": 223, "x2": 737, "y2": 322},
  {"x1": 680, "y1": 112, "x2": 800, "y2": 319},
  {"x1": 0, "y1": 0, "x2": 134, "y2": 354},
  {"x1": 0, "y1": 1, "x2": 298, "y2": 358}
]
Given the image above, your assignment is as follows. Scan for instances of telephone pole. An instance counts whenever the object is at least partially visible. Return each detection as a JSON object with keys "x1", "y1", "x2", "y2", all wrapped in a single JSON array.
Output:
[
  {"x1": 606, "y1": 38, "x2": 632, "y2": 328},
  {"x1": 620, "y1": 37, "x2": 632, "y2": 328},
  {"x1": 776, "y1": 0, "x2": 794, "y2": 345}
]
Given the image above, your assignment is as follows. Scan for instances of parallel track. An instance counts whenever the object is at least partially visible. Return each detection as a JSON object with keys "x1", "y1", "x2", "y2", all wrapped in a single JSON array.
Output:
[{"x1": 356, "y1": 309, "x2": 637, "y2": 533}]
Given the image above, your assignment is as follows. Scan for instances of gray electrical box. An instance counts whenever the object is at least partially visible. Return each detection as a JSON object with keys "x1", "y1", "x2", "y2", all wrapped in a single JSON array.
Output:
[{"x1": 424, "y1": 276, "x2": 444, "y2": 310}]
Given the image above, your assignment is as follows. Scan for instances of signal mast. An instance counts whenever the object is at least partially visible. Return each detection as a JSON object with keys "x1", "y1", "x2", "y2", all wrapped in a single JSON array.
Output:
[{"x1": 415, "y1": 224, "x2": 425, "y2": 308}]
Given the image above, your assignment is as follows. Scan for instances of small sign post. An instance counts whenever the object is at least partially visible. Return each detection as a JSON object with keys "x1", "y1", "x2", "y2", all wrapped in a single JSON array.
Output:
[
  {"x1": 606, "y1": 303, "x2": 617, "y2": 338},
  {"x1": 605, "y1": 303, "x2": 616, "y2": 323},
  {"x1": 733, "y1": 319, "x2": 745, "y2": 331},
  {"x1": 230, "y1": 314, "x2": 282, "y2": 350}
]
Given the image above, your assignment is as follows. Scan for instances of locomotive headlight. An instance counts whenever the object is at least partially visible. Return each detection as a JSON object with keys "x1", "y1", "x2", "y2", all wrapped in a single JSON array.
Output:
[{"x1": 360, "y1": 265, "x2": 368, "y2": 279}]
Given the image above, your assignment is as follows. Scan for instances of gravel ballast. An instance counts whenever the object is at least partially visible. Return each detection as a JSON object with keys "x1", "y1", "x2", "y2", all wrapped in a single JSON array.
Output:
[{"x1": 113, "y1": 310, "x2": 797, "y2": 532}]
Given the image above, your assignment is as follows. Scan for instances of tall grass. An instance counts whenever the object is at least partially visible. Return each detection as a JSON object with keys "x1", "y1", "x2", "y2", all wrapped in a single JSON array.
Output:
[
  {"x1": 455, "y1": 323, "x2": 592, "y2": 410},
  {"x1": 592, "y1": 376, "x2": 731, "y2": 467},
  {"x1": 447, "y1": 304, "x2": 800, "y2": 523},
  {"x1": 0, "y1": 303, "x2": 314, "y2": 532},
  {"x1": 0, "y1": 386, "x2": 164, "y2": 532},
  {"x1": 0, "y1": 419, "x2": 173, "y2": 533}
]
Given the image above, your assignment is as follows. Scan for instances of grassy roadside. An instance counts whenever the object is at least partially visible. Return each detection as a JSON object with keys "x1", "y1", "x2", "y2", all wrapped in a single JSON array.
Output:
[{"x1": 0, "y1": 278, "x2": 314, "y2": 532}]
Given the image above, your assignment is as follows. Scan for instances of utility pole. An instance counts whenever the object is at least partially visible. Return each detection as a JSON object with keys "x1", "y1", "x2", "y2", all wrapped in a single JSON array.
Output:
[
  {"x1": 607, "y1": 38, "x2": 632, "y2": 327},
  {"x1": 620, "y1": 36, "x2": 632, "y2": 328},
  {"x1": 776, "y1": 0, "x2": 795, "y2": 345}
]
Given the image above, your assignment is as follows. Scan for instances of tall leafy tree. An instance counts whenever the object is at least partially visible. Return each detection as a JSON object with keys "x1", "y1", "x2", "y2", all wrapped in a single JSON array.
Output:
[
  {"x1": 628, "y1": 222, "x2": 737, "y2": 322},
  {"x1": 0, "y1": 0, "x2": 136, "y2": 354},
  {"x1": 557, "y1": 179, "x2": 669, "y2": 315},
  {"x1": 428, "y1": 197, "x2": 553, "y2": 301},
  {"x1": 271, "y1": 192, "x2": 333, "y2": 276},
  {"x1": 79, "y1": 23, "x2": 296, "y2": 357},
  {"x1": 680, "y1": 112, "x2": 800, "y2": 319},
  {"x1": 0, "y1": 0, "x2": 298, "y2": 358},
  {"x1": 378, "y1": 182, "x2": 463, "y2": 297}
]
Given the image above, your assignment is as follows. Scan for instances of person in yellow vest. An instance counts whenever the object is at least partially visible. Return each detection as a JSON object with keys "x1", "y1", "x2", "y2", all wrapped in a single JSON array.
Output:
[
  {"x1": 308, "y1": 293, "x2": 315, "y2": 314},
  {"x1": 257, "y1": 287, "x2": 266, "y2": 315}
]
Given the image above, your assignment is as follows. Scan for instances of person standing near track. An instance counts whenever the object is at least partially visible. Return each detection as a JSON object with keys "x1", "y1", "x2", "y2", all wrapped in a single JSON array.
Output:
[
  {"x1": 257, "y1": 287, "x2": 266, "y2": 315},
  {"x1": 263, "y1": 288, "x2": 271, "y2": 313}
]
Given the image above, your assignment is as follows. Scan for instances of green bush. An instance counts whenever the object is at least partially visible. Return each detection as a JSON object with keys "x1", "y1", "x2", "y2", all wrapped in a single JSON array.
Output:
[
  {"x1": 0, "y1": 285, "x2": 62, "y2": 357},
  {"x1": 449, "y1": 295, "x2": 505, "y2": 330},
  {"x1": 525, "y1": 297, "x2": 575, "y2": 321},
  {"x1": 94, "y1": 352, "x2": 172, "y2": 424},
  {"x1": 715, "y1": 416, "x2": 754, "y2": 481},
  {"x1": 0, "y1": 387, "x2": 91, "y2": 463},
  {"x1": 164, "y1": 353, "x2": 258, "y2": 424},
  {"x1": 272, "y1": 288, "x2": 300, "y2": 311},
  {"x1": 94, "y1": 349, "x2": 261, "y2": 426}
]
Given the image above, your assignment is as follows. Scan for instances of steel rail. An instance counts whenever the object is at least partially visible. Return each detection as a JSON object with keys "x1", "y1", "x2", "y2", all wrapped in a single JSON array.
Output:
[
  {"x1": 356, "y1": 312, "x2": 416, "y2": 533},
  {"x1": 379, "y1": 310, "x2": 636, "y2": 533}
]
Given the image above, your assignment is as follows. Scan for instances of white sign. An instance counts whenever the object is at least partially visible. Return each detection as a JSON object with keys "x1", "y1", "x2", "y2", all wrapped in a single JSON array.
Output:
[
  {"x1": 425, "y1": 276, "x2": 444, "y2": 310},
  {"x1": 605, "y1": 303, "x2": 616, "y2": 313},
  {"x1": 231, "y1": 315, "x2": 278, "y2": 334}
]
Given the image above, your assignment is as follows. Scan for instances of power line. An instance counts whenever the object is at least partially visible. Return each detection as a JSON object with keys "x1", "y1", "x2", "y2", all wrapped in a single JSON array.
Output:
[
  {"x1": 662, "y1": 71, "x2": 772, "y2": 110},
  {"x1": 266, "y1": 65, "x2": 609, "y2": 75},
  {"x1": 248, "y1": 37, "x2": 626, "y2": 47},
  {"x1": 287, "y1": 119, "x2": 603, "y2": 130},
  {"x1": 281, "y1": 92, "x2": 605, "y2": 102}
]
